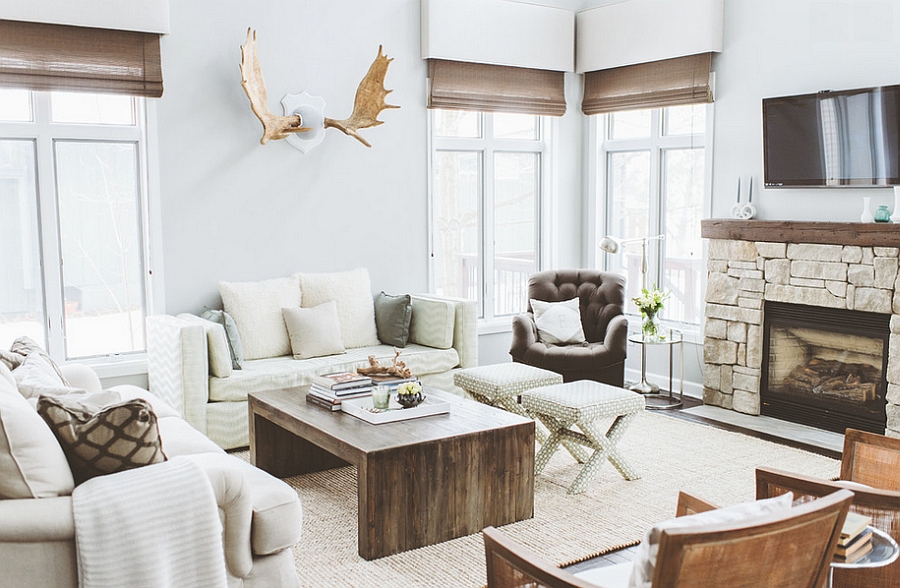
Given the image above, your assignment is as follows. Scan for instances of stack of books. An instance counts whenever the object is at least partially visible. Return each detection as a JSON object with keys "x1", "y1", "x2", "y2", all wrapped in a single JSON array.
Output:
[
  {"x1": 306, "y1": 372, "x2": 374, "y2": 412},
  {"x1": 835, "y1": 512, "x2": 873, "y2": 563}
]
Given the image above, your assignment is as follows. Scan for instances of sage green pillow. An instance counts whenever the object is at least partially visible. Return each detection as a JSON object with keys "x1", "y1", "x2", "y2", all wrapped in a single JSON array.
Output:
[
  {"x1": 374, "y1": 292, "x2": 412, "y2": 347},
  {"x1": 201, "y1": 308, "x2": 244, "y2": 369}
]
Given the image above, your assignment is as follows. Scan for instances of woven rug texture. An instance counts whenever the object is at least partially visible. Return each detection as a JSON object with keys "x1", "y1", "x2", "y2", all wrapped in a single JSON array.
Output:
[{"x1": 240, "y1": 411, "x2": 839, "y2": 587}]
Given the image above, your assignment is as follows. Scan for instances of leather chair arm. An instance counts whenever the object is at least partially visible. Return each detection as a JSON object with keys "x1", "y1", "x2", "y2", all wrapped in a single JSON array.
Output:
[
  {"x1": 510, "y1": 313, "x2": 538, "y2": 359},
  {"x1": 603, "y1": 314, "x2": 629, "y2": 362}
]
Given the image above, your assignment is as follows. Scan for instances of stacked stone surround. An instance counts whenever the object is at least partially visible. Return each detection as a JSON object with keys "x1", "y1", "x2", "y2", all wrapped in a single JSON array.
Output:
[{"x1": 703, "y1": 239, "x2": 900, "y2": 437}]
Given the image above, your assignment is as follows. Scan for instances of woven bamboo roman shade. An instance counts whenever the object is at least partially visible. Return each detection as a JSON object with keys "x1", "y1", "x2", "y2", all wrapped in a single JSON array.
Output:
[
  {"x1": 0, "y1": 20, "x2": 163, "y2": 98},
  {"x1": 427, "y1": 59, "x2": 566, "y2": 117},
  {"x1": 581, "y1": 53, "x2": 712, "y2": 115}
]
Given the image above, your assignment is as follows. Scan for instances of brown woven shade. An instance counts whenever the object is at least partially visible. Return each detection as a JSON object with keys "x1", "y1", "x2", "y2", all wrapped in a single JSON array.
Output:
[
  {"x1": 427, "y1": 59, "x2": 565, "y2": 117},
  {"x1": 0, "y1": 20, "x2": 163, "y2": 98},
  {"x1": 582, "y1": 53, "x2": 712, "y2": 115}
]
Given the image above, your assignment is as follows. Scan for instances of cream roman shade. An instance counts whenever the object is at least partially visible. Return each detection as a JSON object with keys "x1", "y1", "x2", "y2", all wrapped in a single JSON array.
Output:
[
  {"x1": 581, "y1": 53, "x2": 712, "y2": 115},
  {"x1": 427, "y1": 59, "x2": 566, "y2": 117},
  {"x1": 0, "y1": 19, "x2": 163, "y2": 97}
]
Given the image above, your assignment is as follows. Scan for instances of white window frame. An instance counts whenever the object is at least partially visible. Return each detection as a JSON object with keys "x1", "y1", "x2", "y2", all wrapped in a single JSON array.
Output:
[
  {"x1": 427, "y1": 110, "x2": 553, "y2": 332},
  {"x1": 588, "y1": 104, "x2": 714, "y2": 343},
  {"x1": 0, "y1": 91, "x2": 162, "y2": 376}
]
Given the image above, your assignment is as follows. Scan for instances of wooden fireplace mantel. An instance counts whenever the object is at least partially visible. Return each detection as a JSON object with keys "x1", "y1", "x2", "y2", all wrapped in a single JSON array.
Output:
[{"x1": 701, "y1": 219, "x2": 900, "y2": 247}]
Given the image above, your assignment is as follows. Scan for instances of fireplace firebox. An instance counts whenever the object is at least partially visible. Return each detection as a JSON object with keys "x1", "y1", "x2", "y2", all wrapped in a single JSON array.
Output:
[{"x1": 760, "y1": 301, "x2": 889, "y2": 435}]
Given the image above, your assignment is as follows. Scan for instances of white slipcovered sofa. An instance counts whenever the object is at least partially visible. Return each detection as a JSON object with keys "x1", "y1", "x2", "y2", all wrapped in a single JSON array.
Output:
[
  {"x1": 147, "y1": 270, "x2": 477, "y2": 449},
  {"x1": 0, "y1": 362, "x2": 302, "y2": 588}
]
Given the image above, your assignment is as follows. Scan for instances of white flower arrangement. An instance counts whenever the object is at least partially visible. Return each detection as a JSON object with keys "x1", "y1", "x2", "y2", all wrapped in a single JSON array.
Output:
[{"x1": 396, "y1": 382, "x2": 422, "y2": 396}]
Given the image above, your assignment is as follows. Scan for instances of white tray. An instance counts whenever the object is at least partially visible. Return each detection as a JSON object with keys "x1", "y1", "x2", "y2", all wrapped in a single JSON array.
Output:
[{"x1": 341, "y1": 394, "x2": 450, "y2": 424}]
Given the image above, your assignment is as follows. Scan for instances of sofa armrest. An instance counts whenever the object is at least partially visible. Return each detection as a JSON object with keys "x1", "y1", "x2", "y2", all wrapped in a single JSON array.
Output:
[
  {"x1": 59, "y1": 363, "x2": 102, "y2": 393},
  {"x1": 509, "y1": 313, "x2": 538, "y2": 360},
  {"x1": 146, "y1": 314, "x2": 209, "y2": 435},
  {"x1": 603, "y1": 314, "x2": 629, "y2": 362},
  {"x1": 412, "y1": 294, "x2": 478, "y2": 368},
  {"x1": 191, "y1": 460, "x2": 253, "y2": 579},
  {"x1": 0, "y1": 497, "x2": 74, "y2": 542}
]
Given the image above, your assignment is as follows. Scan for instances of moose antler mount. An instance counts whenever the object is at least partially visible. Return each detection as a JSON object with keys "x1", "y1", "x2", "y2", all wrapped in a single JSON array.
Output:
[{"x1": 239, "y1": 28, "x2": 399, "y2": 152}]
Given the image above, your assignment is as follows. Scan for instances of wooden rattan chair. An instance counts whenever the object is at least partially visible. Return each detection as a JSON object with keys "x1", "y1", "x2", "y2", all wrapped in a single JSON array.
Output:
[
  {"x1": 483, "y1": 490, "x2": 852, "y2": 588},
  {"x1": 757, "y1": 465, "x2": 900, "y2": 587},
  {"x1": 841, "y1": 428, "x2": 900, "y2": 491}
]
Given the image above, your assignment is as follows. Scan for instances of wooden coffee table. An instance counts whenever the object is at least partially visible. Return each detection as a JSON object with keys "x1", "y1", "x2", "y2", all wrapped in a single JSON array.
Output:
[{"x1": 249, "y1": 386, "x2": 535, "y2": 560}]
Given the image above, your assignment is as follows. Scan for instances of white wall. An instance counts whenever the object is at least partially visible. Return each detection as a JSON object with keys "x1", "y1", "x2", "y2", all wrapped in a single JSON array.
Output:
[{"x1": 155, "y1": 0, "x2": 900, "y2": 387}]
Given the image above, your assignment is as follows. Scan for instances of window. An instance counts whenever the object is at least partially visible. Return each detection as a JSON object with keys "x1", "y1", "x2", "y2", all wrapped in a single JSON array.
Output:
[
  {"x1": 0, "y1": 89, "x2": 152, "y2": 361},
  {"x1": 597, "y1": 104, "x2": 708, "y2": 326},
  {"x1": 430, "y1": 110, "x2": 547, "y2": 322}
]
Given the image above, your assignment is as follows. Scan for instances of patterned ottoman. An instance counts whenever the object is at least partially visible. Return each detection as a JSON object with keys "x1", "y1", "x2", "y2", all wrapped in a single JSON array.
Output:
[
  {"x1": 454, "y1": 363, "x2": 563, "y2": 411},
  {"x1": 522, "y1": 381, "x2": 645, "y2": 494}
]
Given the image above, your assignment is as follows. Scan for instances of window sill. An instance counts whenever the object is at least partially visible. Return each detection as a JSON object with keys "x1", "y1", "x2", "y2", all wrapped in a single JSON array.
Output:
[
  {"x1": 478, "y1": 319, "x2": 514, "y2": 336},
  {"x1": 68, "y1": 353, "x2": 148, "y2": 380}
]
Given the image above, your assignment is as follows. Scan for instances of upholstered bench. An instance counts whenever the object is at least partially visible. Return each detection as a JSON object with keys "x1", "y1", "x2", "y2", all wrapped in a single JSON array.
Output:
[{"x1": 522, "y1": 381, "x2": 644, "y2": 494}]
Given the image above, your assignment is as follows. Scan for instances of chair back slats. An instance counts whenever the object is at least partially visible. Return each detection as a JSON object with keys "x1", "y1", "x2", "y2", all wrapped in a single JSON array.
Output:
[
  {"x1": 757, "y1": 466, "x2": 900, "y2": 588},
  {"x1": 841, "y1": 429, "x2": 900, "y2": 491},
  {"x1": 653, "y1": 488, "x2": 853, "y2": 588}
]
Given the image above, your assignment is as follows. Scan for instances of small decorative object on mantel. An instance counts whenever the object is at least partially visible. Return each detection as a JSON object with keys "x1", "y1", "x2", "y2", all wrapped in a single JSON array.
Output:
[
  {"x1": 861, "y1": 196, "x2": 875, "y2": 223},
  {"x1": 357, "y1": 348, "x2": 413, "y2": 379},
  {"x1": 892, "y1": 186, "x2": 900, "y2": 223},
  {"x1": 875, "y1": 205, "x2": 891, "y2": 223},
  {"x1": 395, "y1": 381, "x2": 424, "y2": 409},
  {"x1": 730, "y1": 176, "x2": 757, "y2": 220},
  {"x1": 239, "y1": 28, "x2": 399, "y2": 152},
  {"x1": 633, "y1": 284, "x2": 669, "y2": 341}
]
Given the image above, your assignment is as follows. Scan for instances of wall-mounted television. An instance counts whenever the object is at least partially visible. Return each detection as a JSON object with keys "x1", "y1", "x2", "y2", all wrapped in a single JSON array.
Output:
[{"x1": 763, "y1": 85, "x2": 900, "y2": 187}]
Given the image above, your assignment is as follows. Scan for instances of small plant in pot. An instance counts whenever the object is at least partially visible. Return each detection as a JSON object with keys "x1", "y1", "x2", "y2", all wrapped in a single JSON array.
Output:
[{"x1": 395, "y1": 381, "x2": 424, "y2": 408}]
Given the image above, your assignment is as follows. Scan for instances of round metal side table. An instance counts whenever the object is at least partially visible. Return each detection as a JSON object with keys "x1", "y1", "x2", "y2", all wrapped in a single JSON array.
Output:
[
  {"x1": 627, "y1": 328, "x2": 683, "y2": 410},
  {"x1": 828, "y1": 526, "x2": 899, "y2": 587}
]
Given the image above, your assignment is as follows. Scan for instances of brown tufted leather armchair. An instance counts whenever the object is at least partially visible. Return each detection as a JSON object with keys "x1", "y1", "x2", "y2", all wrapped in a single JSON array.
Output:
[{"x1": 509, "y1": 269, "x2": 628, "y2": 386}]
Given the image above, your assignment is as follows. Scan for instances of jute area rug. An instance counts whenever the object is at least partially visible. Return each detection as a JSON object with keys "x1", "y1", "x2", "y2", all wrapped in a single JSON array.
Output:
[{"x1": 243, "y1": 411, "x2": 839, "y2": 588}]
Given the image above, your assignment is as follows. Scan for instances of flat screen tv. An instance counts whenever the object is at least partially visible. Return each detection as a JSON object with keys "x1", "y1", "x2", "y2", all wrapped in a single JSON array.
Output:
[{"x1": 763, "y1": 85, "x2": 900, "y2": 187}]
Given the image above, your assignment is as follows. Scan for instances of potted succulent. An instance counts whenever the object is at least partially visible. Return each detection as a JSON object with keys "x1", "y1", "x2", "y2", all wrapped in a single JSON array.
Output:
[
  {"x1": 395, "y1": 381, "x2": 424, "y2": 408},
  {"x1": 633, "y1": 285, "x2": 669, "y2": 341}
]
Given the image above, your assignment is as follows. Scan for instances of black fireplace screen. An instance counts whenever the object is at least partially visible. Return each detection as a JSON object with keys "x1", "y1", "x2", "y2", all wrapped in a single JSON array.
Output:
[{"x1": 761, "y1": 301, "x2": 888, "y2": 434}]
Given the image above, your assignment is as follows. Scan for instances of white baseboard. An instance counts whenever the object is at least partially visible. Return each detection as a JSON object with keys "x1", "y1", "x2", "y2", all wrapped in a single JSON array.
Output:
[{"x1": 624, "y1": 367, "x2": 703, "y2": 400}]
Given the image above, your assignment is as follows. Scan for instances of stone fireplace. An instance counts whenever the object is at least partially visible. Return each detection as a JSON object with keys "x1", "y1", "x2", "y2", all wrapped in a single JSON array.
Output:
[{"x1": 700, "y1": 220, "x2": 900, "y2": 437}]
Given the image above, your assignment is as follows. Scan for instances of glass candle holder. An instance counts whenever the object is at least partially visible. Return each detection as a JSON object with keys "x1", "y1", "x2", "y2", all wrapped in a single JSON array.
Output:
[{"x1": 371, "y1": 385, "x2": 390, "y2": 410}]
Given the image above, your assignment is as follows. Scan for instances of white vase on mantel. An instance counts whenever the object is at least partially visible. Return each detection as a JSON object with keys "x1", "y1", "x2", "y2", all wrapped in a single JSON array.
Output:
[
  {"x1": 861, "y1": 196, "x2": 874, "y2": 223},
  {"x1": 892, "y1": 186, "x2": 900, "y2": 223}
]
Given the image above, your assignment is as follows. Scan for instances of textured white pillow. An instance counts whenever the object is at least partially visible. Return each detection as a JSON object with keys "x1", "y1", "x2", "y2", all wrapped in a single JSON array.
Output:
[
  {"x1": 177, "y1": 314, "x2": 233, "y2": 378},
  {"x1": 409, "y1": 296, "x2": 455, "y2": 349},
  {"x1": 283, "y1": 302, "x2": 346, "y2": 360},
  {"x1": 531, "y1": 298, "x2": 586, "y2": 345},
  {"x1": 295, "y1": 268, "x2": 379, "y2": 349},
  {"x1": 0, "y1": 361, "x2": 75, "y2": 499},
  {"x1": 12, "y1": 353, "x2": 85, "y2": 399},
  {"x1": 220, "y1": 276, "x2": 301, "y2": 360},
  {"x1": 628, "y1": 492, "x2": 794, "y2": 588}
]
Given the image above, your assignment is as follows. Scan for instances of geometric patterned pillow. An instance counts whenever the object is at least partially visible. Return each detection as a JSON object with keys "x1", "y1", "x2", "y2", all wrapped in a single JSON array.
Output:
[{"x1": 36, "y1": 395, "x2": 167, "y2": 485}]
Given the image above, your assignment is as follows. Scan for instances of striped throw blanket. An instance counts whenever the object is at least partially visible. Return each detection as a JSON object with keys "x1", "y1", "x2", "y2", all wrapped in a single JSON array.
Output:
[{"x1": 72, "y1": 457, "x2": 227, "y2": 588}]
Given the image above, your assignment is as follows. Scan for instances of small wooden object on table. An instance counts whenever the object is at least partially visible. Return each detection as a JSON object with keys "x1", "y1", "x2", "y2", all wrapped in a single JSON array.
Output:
[{"x1": 249, "y1": 385, "x2": 535, "y2": 560}]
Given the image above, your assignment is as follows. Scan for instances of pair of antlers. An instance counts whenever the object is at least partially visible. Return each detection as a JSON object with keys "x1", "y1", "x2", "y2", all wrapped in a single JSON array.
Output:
[{"x1": 239, "y1": 28, "x2": 399, "y2": 147}]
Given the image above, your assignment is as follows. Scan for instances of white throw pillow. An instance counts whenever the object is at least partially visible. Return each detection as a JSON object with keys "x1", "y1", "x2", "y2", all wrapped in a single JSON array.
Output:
[
  {"x1": 531, "y1": 298, "x2": 586, "y2": 345},
  {"x1": 295, "y1": 268, "x2": 379, "y2": 349},
  {"x1": 0, "y1": 361, "x2": 75, "y2": 499},
  {"x1": 12, "y1": 353, "x2": 85, "y2": 399},
  {"x1": 409, "y1": 296, "x2": 455, "y2": 349},
  {"x1": 628, "y1": 492, "x2": 794, "y2": 588},
  {"x1": 283, "y1": 302, "x2": 346, "y2": 360},
  {"x1": 177, "y1": 313, "x2": 233, "y2": 378},
  {"x1": 220, "y1": 276, "x2": 302, "y2": 360}
]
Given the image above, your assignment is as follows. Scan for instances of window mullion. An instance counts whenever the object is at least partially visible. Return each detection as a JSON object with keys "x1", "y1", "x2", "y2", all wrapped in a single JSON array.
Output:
[{"x1": 482, "y1": 145, "x2": 494, "y2": 322}]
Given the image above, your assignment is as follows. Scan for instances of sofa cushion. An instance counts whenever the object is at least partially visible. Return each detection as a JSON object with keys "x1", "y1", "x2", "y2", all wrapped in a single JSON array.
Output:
[
  {"x1": 201, "y1": 308, "x2": 244, "y2": 369},
  {"x1": 409, "y1": 297, "x2": 455, "y2": 349},
  {"x1": 283, "y1": 302, "x2": 345, "y2": 360},
  {"x1": 177, "y1": 313, "x2": 234, "y2": 378},
  {"x1": 208, "y1": 344, "x2": 460, "y2": 403},
  {"x1": 37, "y1": 395, "x2": 167, "y2": 485},
  {"x1": 220, "y1": 276, "x2": 302, "y2": 360},
  {"x1": 374, "y1": 291, "x2": 412, "y2": 347},
  {"x1": 0, "y1": 362, "x2": 75, "y2": 499},
  {"x1": 295, "y1": 268, "x2": 379, "y2": 349},
  {"x1": 158, "y1": 416, "x2": 225, "y2": 457}
]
